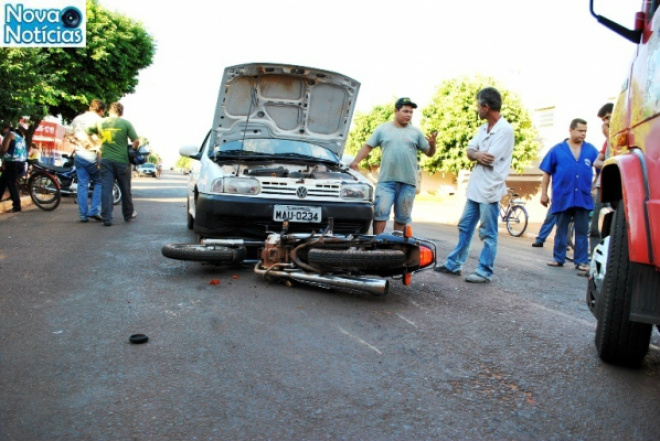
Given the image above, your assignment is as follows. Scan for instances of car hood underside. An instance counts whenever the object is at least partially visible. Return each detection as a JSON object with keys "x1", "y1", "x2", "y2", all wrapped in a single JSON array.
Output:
[{"x1": 211, "y1": 63, "x2": 361, "y2": 157}]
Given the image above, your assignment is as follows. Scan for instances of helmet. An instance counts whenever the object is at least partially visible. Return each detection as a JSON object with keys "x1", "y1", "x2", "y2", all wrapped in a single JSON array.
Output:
[{"x1": 129, "y1": 143, "x2": 151, "y2": 165}]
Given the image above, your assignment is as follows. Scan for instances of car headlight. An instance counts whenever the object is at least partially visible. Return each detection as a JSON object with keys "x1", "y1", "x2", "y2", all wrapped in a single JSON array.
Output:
[
  {"x1": 211, "y1": 177, "x2": 260, "y2": 195},
  {"x1": 340, "y1": 183, "x2": 372, "y2": 201}
]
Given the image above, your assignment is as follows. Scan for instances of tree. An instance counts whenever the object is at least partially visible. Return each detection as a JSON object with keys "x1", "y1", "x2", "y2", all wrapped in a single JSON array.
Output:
[
  {"x1": 420, "y1": 76, "x2": 539, "y2": 175},
  {"x1": 344, "y1": 100, "x2": 396, "y2": 170},
  {"x1": 175, "y1": 156, "x2": 194, "y2": 172},
  {"x1": 0, "y1": 0, "x2": 155, "y2": 142}
]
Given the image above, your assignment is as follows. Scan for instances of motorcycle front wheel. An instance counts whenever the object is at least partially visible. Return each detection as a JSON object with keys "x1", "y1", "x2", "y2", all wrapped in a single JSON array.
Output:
[{"x1": 161, "y1": 243, "x2": 246, "y2": 263}]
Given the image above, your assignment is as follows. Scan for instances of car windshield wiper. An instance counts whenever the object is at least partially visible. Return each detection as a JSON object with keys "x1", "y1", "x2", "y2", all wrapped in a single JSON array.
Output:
[
  {"x1": 214, "y1": 149, "x2": 274, "y2": 158},
  {"x1": 276, "y1": 152, "x2": 339, "y2": 163}
]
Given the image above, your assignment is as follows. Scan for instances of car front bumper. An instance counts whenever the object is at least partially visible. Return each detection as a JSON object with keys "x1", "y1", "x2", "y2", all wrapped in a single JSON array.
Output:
[{"x1": 193, "y1": 193, "x2": 373, "y2": 239}]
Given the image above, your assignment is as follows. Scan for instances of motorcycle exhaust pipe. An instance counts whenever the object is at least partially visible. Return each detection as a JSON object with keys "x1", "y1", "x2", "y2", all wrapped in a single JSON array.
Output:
[
  {"x1": 202, "y1": 238, "x2": 264, "y2": 247},
  {"x1": 254, "y1": 267, "x2": 389, "y2": 296}
]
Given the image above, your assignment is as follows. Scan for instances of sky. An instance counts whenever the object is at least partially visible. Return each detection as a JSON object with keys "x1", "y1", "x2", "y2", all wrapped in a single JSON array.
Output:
[{"x1": 99, "y1": 0, "x2": 641, "y2": 167}]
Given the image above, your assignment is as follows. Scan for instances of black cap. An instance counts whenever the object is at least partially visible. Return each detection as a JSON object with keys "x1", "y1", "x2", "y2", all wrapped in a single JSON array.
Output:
[{"x1": 395, "y1": 97, "x2": 417, "y2": 109}]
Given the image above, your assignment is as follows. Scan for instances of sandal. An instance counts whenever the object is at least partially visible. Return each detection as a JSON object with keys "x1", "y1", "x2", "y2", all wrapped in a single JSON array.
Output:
[
  {"x1": 546, "y1": 261, "x2": 564, "y2": 267},
  {"x1": 575, "y1": 263, "x2": 589, "y2": 272}
]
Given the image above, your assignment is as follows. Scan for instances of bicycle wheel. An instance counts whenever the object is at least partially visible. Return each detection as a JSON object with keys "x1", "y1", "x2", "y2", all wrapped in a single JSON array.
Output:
[
  {"x1": 506, "y1": 205, "x2": 529, "y2": 237},
  {"x1": 28, "y1": 171, "x2": 61, "y2": 211}
]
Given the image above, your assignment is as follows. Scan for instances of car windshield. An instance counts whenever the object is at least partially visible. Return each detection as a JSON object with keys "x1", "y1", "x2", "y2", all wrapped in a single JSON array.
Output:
[
  {"x1": 210, "y1": 139, "x2": 340, "y2": 163},
  {"x1": 141, "y1": 164, "x2": 155, "y2": 169}
]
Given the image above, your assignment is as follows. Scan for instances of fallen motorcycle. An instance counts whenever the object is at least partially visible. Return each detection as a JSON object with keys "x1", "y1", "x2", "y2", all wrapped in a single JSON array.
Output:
[{"x1": 162, "y1": 219, "x2": 436, "y2": 296}]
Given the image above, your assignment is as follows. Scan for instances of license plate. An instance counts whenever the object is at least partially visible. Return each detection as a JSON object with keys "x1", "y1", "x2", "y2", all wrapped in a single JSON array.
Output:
[{"x1": 273, "y1": 205, "x2": 321, "y2": 223}]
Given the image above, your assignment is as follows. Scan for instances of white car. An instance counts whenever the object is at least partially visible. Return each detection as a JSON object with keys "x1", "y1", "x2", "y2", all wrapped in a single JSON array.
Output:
[{"x1": 180, "y1": 63, "x2": 374, "y2": 244}]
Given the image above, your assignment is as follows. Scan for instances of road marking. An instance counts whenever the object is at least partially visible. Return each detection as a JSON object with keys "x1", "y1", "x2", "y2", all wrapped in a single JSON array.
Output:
[
  {"x1": 337, "y1": 326, "x2": 382, "y2": 355},
  {"x1": 395, "y1": 313, "x2": 418, "y2": 328},
  {"x1": 528, "y1": 303, "x2": 595, "y2": 328}
]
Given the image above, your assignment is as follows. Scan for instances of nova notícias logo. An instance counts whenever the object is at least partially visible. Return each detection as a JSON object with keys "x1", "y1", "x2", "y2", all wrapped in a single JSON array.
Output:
[{"x1": 2, "y1": 1, "x2": 86, "y2": 47}]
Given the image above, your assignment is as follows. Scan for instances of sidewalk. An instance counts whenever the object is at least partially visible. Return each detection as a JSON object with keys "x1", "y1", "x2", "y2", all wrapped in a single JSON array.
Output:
[
  {"x1": 411, "y1": 193, "x2": 548, "y2": 242},
  {"x1": 0, "y1": 195, "x2": 33, "y2": 213}
]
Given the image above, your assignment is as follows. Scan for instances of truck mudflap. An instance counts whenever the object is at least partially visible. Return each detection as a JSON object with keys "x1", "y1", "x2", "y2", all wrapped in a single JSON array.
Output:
[{"x1": 630, "y1": 262, "x2": 660, "y2": 324}]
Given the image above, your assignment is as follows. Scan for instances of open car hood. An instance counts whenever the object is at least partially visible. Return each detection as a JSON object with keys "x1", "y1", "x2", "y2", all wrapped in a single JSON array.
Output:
[{"x1": 211, "y1": 63, "x2": 360, "y2": 157}]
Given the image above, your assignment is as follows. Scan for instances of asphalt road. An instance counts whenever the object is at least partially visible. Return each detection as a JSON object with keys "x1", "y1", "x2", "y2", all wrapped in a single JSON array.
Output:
[{"x1": 1, "y1": 171, "x2": 659, "y2": 441}]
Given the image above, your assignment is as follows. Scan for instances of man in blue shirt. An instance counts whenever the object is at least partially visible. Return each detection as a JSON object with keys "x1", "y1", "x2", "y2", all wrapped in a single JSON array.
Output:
[{"x1": 540, "y1": 118, "x2": 599, "y2": 271}]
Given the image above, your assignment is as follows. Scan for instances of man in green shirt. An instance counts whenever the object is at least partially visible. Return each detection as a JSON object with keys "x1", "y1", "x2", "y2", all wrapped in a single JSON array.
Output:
[{"x1": 87, "y1": 102, "x2": 139, "y2": 226}]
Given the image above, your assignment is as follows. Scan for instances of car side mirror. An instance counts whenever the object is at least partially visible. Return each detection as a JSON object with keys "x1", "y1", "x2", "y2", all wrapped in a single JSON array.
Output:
[{"x1": 180, "y1": 145, "x2": 202, "y2": 160}]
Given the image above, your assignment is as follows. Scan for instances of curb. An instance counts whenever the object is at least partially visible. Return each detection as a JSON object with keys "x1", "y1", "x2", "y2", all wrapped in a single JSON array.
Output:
[{"x1": 0, "y1": 195, "x2": 33, "y2": 214}]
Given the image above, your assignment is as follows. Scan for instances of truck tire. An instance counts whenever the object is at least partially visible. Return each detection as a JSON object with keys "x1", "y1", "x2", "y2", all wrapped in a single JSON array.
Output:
[
  {"x1": 594, "y1": 203, "x2": 652, "y2": 367},
  {"x1": 161, "y1": 243, "x2": 246, "y2": 263},
  {"x1": 307, "y1": 248, "x2": 405, "y2": 269}
]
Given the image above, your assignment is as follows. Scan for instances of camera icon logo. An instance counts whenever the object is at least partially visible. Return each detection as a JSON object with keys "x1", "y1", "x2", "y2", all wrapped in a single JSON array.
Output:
[{"x1": 61, "y1": 7, "x2": 82, "y2": 29}]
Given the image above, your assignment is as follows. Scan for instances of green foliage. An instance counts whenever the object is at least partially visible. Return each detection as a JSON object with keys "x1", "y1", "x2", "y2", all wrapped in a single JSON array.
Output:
[
  {"x1": 0, "y1": 49, "x2": 60, "y2": 123},
  {"x1": 175, "y1": 156, "x2": 194, "y2": 171},
  {"x1": 0, "y1": 0, "x2": 155, "y2": 128},
  {"x1": 420, "y1": 75, "x2": 539, "y2": 175},
  {"x1": 345, "y1": 100, "x2": 395, "y2": 169}
]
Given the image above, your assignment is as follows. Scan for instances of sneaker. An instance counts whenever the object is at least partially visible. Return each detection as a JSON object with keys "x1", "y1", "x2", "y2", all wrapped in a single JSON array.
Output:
[
  {"x1": 90, "y1": 214, "x2": 103, "y2": 222},
  {"x1": 104, "y1": 221, "x2": 112, "y2": 227},
  {"x1": 434, "y1": 265, "x2": 461, "y2": 276},
  {"x1": 466, "y1": 273, "x2": 490, "y2": 283},
  {"x1": 9, "y1": 207, "x2": 21, "y2": 213},
  {"x1": 125, "y1": 211, "x2": 137, "y2": 222},
  {"x1": 80, "y1": 217, "x2": 89, "y2": 223},
  {"x1": 531, "y1": 241, "x2": 543, "y2": 248}
]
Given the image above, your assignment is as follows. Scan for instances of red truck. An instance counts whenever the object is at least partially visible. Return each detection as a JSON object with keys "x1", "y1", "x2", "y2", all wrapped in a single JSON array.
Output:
[{"x1": 587, "y1": 0, "x2": 660, "y2": 367}]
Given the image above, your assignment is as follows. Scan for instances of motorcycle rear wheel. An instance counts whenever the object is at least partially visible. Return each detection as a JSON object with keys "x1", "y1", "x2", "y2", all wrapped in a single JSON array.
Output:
[
  {"x1": 307, "y1": 248, "x2": 406, "y2": 269},
  {"x1": 112, "y1": 182, "x2": 122, "y2": 205},
  {"x1": 161, "y1": 243, "x2": 246, "y2": 263}
]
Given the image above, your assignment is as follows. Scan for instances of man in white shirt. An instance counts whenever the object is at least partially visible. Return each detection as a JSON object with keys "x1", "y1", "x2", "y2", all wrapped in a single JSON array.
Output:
[
  {"x1": 68, "y1": 99, "x2": 105, "y2": 222},
  {"x1": 435, "y1": 87, "x2": 515, "y2": 283}
]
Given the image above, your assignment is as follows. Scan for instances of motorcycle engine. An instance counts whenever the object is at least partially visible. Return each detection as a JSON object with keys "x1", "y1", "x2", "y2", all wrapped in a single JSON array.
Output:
[{"x1": 260, "y1": 234, "x2": 289, "y2": 269}]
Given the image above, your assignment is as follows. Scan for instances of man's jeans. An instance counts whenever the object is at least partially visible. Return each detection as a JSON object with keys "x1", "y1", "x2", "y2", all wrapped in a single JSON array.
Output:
[
  {"x1": 536, "y1": 206, "x2": 574, "y2": 248},
  {"x1": 553, "y1": 208, "x2": 590, "y2": 266},
  {"x1": 100, "y1": 159, "x2": 133, "y2": 222},
  {"x1": 444, "y1": 199, "x2": 499, "y2": 280},
  {"x1": 75, "y1": 155, "x2": 101, "y2": 219}
]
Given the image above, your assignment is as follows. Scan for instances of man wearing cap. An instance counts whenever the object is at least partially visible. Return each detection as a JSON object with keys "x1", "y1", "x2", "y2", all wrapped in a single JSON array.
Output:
[
  {"x1": 350, "y1": 97, "x2": 437, "y2": 234},
  {"x1": 435, "y1": 87, "x2": 515, "y2": 283}
]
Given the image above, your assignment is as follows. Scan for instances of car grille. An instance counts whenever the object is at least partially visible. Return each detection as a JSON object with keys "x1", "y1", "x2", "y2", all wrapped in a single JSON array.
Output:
[{"x1": 260, "y1": 180, "x2": 341, "y2": 198}]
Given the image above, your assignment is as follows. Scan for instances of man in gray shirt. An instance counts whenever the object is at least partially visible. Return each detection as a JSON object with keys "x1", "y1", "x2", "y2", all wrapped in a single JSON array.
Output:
[{"x1": 350, "y1": 97, "x2": 437, "y2": 234}]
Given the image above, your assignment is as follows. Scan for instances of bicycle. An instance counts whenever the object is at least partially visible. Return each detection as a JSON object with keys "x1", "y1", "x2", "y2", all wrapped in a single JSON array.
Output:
[
  {"x1": 19, "y1": 159, "x2": 62, "y2": 211},
  {"x1": 499, "y1": 188, "x2": 529, "y2": 237}
]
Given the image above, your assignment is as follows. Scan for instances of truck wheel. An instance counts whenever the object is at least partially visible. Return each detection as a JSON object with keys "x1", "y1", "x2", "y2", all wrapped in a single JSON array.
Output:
[
  {"x1": 161, "y1": 243, "x2": 246, "y2": 263},
  {"x1": 594, "y1": 203, "x2": 651, "y2": 367},
  {"x1": 308, "y1": 248, "x2": 405, "y2": 269}
]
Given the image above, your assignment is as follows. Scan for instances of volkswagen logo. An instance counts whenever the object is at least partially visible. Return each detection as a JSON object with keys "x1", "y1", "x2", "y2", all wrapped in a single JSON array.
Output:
[{"x1": 296, "y1": 186, "x2": 308, "y2": 199}]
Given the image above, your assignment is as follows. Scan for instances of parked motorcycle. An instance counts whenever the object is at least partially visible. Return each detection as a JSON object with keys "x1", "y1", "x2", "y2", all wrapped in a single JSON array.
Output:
[
  {"x1": 162, "y1": 219, "x2": 436, "y2": 296},
  {"x1": 32, "y1": 155, "x2": 122, "y2": 205}
]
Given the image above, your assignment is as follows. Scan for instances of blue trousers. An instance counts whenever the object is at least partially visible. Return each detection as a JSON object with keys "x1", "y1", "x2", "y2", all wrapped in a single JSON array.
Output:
[
  {"x1": 444, "y1": 199, "x2": 499, "y2": 280},
  {"x1": 75, "y1": 155, "x2": 102, "y2": 219},
  {"x1": 553, "y1": 208, "x2": 590, "y2": 266}
]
